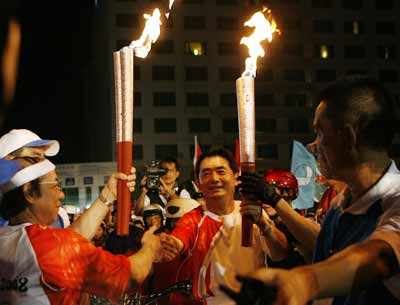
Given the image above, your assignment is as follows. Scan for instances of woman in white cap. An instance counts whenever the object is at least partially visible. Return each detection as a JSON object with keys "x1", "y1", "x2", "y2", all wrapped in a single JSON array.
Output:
[
  {"x1": 0, "y1": 157, "x2": 161, "y2": 305},
  {"x1": 0, "y1": 128, "x2": 60, "y2": 160}
]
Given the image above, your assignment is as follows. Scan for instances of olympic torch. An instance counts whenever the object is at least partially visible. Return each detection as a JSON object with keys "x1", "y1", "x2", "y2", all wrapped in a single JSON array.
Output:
[
  {"x1": 237, "y1": 8, "x2": 279, "y2": 246},
  {"x1": 113, "y1": 8, "x2": 164, "y2": 235}
]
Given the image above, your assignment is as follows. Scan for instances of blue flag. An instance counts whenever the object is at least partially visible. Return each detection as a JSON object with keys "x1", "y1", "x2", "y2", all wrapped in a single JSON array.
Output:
[{"x1": 290, "y1": 140, "x2": 324, "y2": 209}]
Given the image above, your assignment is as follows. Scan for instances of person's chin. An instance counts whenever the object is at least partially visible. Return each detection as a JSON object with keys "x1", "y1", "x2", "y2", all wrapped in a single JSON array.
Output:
[{"x1": 206, "y1": 189, "x2": 225, "y2": 198}]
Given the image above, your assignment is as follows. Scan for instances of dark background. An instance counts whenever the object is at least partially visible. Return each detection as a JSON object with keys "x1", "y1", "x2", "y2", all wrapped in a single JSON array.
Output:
[{"x1": 1, "y1": 1, "x2": 112, "y2": 164}]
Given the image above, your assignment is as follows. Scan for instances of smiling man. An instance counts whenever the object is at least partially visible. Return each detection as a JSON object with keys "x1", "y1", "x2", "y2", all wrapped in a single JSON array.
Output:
[
  {"x1": 0, "y1": 157, "x2": 161, "y2": 304},
  {"x1": 160, "y1": 149, "x2": 289, "y2": 305}
]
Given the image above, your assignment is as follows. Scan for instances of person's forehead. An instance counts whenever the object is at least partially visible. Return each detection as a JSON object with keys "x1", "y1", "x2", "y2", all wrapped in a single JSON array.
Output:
[{"x1": 200, "y1": 156, "x2": 231, "y2": 171}]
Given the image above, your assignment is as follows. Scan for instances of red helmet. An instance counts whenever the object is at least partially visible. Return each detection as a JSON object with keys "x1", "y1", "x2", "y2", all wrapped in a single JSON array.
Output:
[{"x1": 264, "y1": 169, "x2": 299, "y2": 201}]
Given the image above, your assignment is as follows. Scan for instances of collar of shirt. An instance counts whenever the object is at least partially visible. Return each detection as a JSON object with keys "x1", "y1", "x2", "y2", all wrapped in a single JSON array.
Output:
[{"x1": 344, "y1": 160, "x2": 400, "y2": 215}]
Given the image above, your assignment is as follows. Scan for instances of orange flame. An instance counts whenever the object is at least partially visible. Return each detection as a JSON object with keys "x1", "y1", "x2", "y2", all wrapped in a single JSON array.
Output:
[
  {"x1": 129, "y1": 8, "x2": 162, "y2": 58},
  {"x1": 165, "y1": 0, "x2": 175, "y2": 19},
  {"x1": 240, "y1": 8, "x2": 279, "y2": 77}
]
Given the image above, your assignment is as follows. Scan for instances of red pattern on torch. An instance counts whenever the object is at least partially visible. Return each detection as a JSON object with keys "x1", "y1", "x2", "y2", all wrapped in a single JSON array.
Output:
[{"x1": 113, "y1": 48, "x2": 134, "y2": 236}]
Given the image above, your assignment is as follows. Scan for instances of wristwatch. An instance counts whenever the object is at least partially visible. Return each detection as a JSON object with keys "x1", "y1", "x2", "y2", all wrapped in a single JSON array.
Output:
[{"x1": 98, "y1": 187, "x2": 115, "y2": 207}]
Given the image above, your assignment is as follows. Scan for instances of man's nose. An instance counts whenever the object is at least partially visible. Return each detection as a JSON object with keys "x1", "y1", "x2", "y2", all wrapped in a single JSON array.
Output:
[
  {"x1": 210, "y1": 171, "x2": 220, "y2": 182},
  {"x1": 59, "y1": 190, "x2": 66, "y2": 201},
  {"x1": 307, "y1": 140, "x2": 318, "y2": 157}
]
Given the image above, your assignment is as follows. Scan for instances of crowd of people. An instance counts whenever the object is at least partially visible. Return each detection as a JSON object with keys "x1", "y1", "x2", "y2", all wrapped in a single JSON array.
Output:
[{"x1": 0, "y1": 77, "x2": 399, "y2": 305}]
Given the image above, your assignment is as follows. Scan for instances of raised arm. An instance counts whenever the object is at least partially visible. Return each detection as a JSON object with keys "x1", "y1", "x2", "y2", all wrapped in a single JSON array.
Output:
[
  {"x1": 70, "y1": 168, "x2": 136, "y2": 240},
  {"x1": 274, "y1": 200, "x2": 320, "y2": 252},
  {"x1": 239, "y1": 172, "x2": 320, "y2": 252}
]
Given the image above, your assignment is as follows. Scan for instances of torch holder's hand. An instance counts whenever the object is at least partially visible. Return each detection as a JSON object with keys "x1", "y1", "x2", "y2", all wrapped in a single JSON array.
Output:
[
  {"x1": 220, "y1": 276, "x2": 277, "y2": 305},
  {"x1": 238, "y1": 172, "x2": 281, "y2": 207}
]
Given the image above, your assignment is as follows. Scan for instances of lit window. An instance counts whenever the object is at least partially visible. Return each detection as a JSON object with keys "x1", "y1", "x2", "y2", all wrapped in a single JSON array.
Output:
[
  {"x1": 315, "y1": 45, "x2": 334, "y2": 59},
  {"x1": 185, "y1": 42, "x2": 206, "y2": 56},
  {"x1": 377, "y1": 45, "x2": 396, "y2": 60},
  {"x1": 344, "y1": 21, "x2": 364, "y2": 35},
  {"x1": 321, "y1": 45, "x2": 329, "y2": 58},
  {"x1": 353, "y1": 21, "x2": 360, "y2": 34}
]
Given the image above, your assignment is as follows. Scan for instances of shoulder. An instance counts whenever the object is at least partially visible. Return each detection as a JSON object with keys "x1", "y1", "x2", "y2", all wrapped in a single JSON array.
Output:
[
  {"x1": 178, "y1": 206, "x2": 203, "y2": 224},
  {"x1": 26, "y1": 225, "x2": 90, "y2": 248}
]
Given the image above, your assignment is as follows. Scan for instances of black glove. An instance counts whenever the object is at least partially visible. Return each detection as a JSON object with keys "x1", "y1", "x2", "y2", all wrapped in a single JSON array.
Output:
[
  {"x1": 220, "y1": 276, "x2": 277, "y2": 305},
  {"x1": 238, "y1": 172, "x2": 281, "y2": 207}
]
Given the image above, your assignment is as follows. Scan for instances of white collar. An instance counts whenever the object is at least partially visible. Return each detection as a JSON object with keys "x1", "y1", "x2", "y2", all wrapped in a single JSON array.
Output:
[{"x1": 345, "y1": 160, "x2": 400, "y2": 214}]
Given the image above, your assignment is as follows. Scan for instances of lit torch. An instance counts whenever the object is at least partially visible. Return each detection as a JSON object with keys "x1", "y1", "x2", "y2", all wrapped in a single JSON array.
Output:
[
  {"x1": 237, "y1": 8, "x2": 279, "y2": 246},
  {"x1": 113, "y1": 7, "x2": 167, "y2": 235}
]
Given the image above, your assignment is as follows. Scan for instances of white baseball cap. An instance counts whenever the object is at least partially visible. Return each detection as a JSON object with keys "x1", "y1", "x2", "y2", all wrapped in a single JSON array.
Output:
[{"x1": 0, "y1": 129, "x2": 60, "y2": 159}]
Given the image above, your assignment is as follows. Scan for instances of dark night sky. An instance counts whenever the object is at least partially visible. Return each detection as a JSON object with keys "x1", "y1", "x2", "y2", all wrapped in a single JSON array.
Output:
[{"x1": 2, "y1": 1, "x2": 101, "y2": 164}]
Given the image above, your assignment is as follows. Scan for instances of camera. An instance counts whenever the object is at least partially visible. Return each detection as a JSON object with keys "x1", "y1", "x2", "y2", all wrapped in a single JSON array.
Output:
[{"x1": 144, "y1": 160, "x2": 168, "y2": 191}]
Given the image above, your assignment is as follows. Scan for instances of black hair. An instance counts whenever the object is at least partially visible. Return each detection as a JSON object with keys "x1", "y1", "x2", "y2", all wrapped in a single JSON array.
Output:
[
  {"x1": 194, "y1": 148, "x2": 239, "y2": 180},
  {"x1": 316, "y1": 75, "x2": 397, "y2": 151},
  {"x1": 160, "y1": 157, "x2": 180, "y2": 171},
  {"x1": 0, "y1": 179, "x2": 41, "y2": 220}
]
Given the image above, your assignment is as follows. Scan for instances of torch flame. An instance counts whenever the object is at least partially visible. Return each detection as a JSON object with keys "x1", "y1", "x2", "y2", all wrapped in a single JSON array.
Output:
[
  {"x1": 165, "y1": 0, "x2": 175, "y2": 19},
  {"x1": 129, "y1": 8, "x2": 162, "y2": 58},
  {"x1": 240, "y1": 8, "x2": 279, "y2": 78}
]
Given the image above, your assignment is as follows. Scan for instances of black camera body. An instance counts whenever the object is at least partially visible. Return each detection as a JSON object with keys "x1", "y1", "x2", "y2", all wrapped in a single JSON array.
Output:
[{"x1": 145, "y1": 161, "x2": 167, "y2": 191}]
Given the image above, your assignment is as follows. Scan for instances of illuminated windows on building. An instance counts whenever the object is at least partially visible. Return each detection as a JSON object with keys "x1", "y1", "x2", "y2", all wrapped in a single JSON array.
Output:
[
  {"x1": 377, "y1": 45, "x2": 397, "y2": 60},
  {"x1": 316, "y1": 45, "x2": 334, "y2": 59},
  {"x1": 185, "y1": 41, "x2": 207, "y2": 56},
  {"x1": 344, "y1": 21, "x2": 364, "y2": 35}
]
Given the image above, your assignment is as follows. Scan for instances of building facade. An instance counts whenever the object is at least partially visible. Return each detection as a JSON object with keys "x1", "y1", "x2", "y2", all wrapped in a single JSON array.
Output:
[{"x1": 93, "y1": 0, "x2": 399, "y2": 176}]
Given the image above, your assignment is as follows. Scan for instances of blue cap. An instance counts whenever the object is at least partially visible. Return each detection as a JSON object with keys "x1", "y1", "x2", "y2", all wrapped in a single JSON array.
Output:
[{"x1": 0, "y1": 159, "x2": 22, "y2": 185}]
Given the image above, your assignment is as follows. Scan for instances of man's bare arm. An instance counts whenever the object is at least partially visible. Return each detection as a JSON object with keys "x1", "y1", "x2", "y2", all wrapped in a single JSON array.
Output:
[
  {"x1": 70, "y1": 169, "x2": 136, "y2": 240},
  {"x1": 275, "y1": 199, "x2": 321, "y2": 252},
  {"x1": 249, "y1": 238, "x2": 399, "y2": 305}
]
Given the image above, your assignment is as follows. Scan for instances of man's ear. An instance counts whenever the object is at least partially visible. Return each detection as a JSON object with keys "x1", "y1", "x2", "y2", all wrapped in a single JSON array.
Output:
[
  {"x1": 22, "y1": 183, "x2": 36, "y2": 204},
  {"x1": 234, "y1": 172, "x2": 240, "y2": 186},
  {"x1": 342, "y1": 124, "x2": 357, "y2": 151},
  {"x1": 176, "y1": 170, "x2": 180, "y2": 178}
]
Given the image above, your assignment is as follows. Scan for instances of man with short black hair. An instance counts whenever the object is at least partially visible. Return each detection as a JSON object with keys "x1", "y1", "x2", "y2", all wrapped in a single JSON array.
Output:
[
  {"x1": 160, "y1": 148, "x2": 289, "y2": 305},
  {"x1": 238, "y1": 77, "x2": 400, "y2": 305}
]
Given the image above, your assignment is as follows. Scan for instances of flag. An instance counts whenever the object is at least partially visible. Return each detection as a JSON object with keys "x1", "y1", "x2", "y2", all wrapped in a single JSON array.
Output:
[
  {"x1": 193, "y1": 135, "x2": 202, "y2": 168},
  {"x1": 290, "y1": 140, "x2": 321, "y2": 209},
  {"x1": 234, "y1": 138, "x2": 240, "y2": 166}
]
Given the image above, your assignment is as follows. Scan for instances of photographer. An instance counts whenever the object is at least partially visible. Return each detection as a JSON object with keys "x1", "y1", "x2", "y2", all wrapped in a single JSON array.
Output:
[{"x1": 134, "y1": 157, "x2": 191, "y2": 215}]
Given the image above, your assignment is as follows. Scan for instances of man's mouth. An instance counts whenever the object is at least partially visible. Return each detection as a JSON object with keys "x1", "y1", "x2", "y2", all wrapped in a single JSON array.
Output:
[{"x1": 208, "y1": 186, "x2": 224, "y2": 191}]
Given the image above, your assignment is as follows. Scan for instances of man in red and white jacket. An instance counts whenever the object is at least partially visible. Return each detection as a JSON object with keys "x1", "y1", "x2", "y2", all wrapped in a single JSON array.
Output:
[{"x1": 161, "y1": 149, "x2": 289, "y2": 305}]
